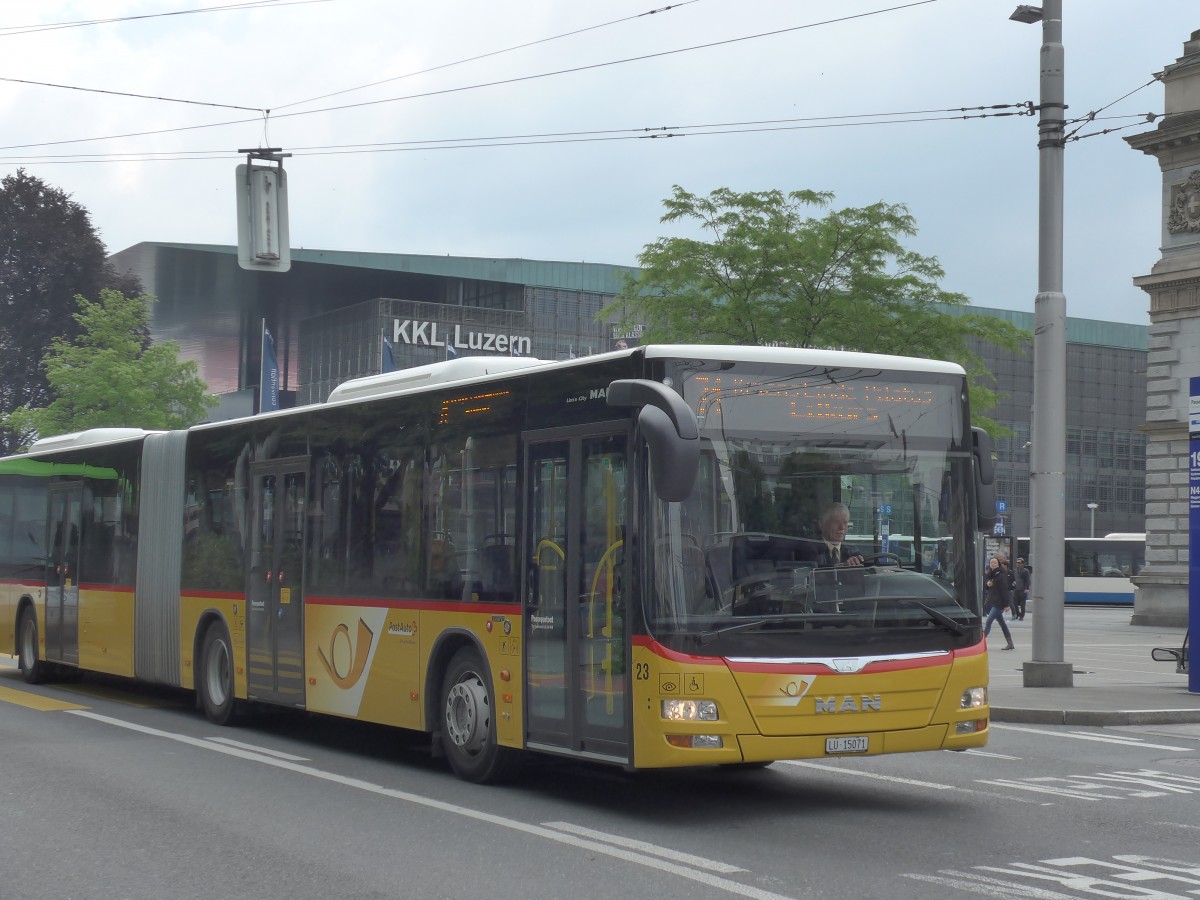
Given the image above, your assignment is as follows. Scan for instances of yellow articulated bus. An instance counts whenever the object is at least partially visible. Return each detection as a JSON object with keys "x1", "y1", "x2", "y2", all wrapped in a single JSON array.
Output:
[{"x1": 2, "y1": 345, "x2": 996, "y2": 783}]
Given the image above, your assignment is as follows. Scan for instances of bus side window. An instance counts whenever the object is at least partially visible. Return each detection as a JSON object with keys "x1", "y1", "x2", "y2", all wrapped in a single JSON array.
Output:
[{"x1": 478, "y1": 541, "x2": 514, "y2": 602}]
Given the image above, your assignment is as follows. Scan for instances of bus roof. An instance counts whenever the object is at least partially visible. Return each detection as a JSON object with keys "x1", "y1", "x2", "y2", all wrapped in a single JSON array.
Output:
[
  {"x1": 312, "y1": 345, "x2": 967, "y2": 412},
  {"x1": 641, "y1": 345, "x2": 966, "y2": 376},
  {"x1": 181, "y1": 343, "x2": 968, "y2": 433},
  {"x1": 326, "y1": 356, "x2": 546, "y2": 404},
  {"x1": 25, "y1": 427, "x2": 156, "y2": 456}
]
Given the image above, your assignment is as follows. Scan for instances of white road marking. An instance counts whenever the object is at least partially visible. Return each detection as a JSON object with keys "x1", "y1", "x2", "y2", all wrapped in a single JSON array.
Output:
[
  {"x1": 977, "y1": 770, "x2": 1200, "y2": 801},
  {"x1": 779, "y1": 759, "x2": 1044, "y2": 803},
  {"x1": 990, "y1": 723, "x2": 1193, "y2": 751},
  {"x1": 908, "y1": 855, "x2": 1200, "y2": 898},
  {"x1": 778, "y1": 759, "x2": 956, "y2": 789},
  {"x1": 975, "y1": 779, "x2": 1107, "y2": 801},
  {"x1": 543, "y1": 822, "x2": 746, "y2": 873},
  {"x1": 65, "y1": 710, "x2": 792, "y2": 900},
  {"x1": 964, "y1": 748, "x2": 1023, "y2": 759},
  {"x1": 903, "y1": 871, "x2": 1080, "y2": 898},
  {"x1": 205, "y1": 736, "x2": 310, "y2": 760},
  {"x1": 1153, "y1": 821, "x2": 1200, "y2": 832}
]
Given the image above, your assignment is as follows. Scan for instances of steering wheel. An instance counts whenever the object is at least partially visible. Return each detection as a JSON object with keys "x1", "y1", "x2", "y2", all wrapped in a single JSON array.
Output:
[{"x1": 860, "y1": 552, "x2": 904, "y2": 567}]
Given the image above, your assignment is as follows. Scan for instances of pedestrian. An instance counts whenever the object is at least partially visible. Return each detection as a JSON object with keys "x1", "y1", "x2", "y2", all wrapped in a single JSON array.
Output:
[
  {"x1": 983, "y1": 556, "x2": 1015, "y2": 650},
  {"x1": 1012, "y1": 557, "x2": 1031, "y2": 621}
]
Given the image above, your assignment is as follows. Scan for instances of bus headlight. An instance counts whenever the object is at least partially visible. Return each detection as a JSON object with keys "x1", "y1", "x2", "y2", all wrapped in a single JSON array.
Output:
[
  {"x1": 960, "y1": 686, "x2": 987, "y2": 709},
  {"x1": 661, "y1": 699, "x2": 718, "y2": 721}
]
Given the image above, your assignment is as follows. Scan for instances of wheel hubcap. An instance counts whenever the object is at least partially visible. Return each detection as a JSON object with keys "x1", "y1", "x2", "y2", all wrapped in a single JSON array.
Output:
[
  {"x1": 20, "y1": 617, "x2": 34, "y2": 667},
  {"x1": 206, "y1": 640, "x2": 230, "y2": 705},
  {"x1": 445, "y1": 674, "x2": 490, "y2": 755}
]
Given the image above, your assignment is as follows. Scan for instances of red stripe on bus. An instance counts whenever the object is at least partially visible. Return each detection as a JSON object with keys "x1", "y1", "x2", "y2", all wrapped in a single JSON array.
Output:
[
  {"x1": 633, "y1": 634, "x2": 984, "y2": 671},
  {"x1": 182, "y1": 590, "x2": 246, "y2": 600},
  {"x1": 306, "y1": 595, "x2": 521, "y2": 615},
  {"x1": 631, "y1": 636, "x2": 717, "y2": 663}
]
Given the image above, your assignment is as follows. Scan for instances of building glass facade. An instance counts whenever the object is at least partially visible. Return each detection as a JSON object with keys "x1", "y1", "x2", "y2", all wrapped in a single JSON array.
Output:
[{"x1": 108, "y1": 242, "x2": 1149, "y2": 538}]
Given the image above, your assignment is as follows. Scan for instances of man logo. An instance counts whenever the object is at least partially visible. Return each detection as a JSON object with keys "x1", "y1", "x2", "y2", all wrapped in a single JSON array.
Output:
[
  {"x1": 814, "y1": 695, "x2": 882, "y2": 713},
  {"x1": 317, "y1": 618, "x2": 374, "y2": 689}
]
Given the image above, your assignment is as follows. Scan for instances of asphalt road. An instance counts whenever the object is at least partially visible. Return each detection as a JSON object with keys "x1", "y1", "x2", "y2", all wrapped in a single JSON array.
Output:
[{"x1": 2, "y1": 658, "x2": 1199, "y2": 900}]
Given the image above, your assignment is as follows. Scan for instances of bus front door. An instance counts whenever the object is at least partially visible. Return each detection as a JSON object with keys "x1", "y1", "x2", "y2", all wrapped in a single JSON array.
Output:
[
  {"x1": 524, "y1": 428, "x2": 629, "y2": 762},
  {"x1": 45, "y1": 483, "x2": 83, "y2": 666},
  {"x1": 247, "y1": 460, "x2": 307, "y2": 706}
]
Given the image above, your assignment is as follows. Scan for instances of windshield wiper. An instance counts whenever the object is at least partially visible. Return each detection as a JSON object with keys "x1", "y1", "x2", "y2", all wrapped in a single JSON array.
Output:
[
  {"x1": 844, "y1": 595, "x2": 972, "y2": 635},
  {"x1": 697, "y1": 615, "x2": 812, "y2": 645}
]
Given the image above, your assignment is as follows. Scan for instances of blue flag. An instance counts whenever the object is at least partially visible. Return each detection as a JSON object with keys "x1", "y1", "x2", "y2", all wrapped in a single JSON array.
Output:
[
  {"x1": 382, "y1": 336, "x2": 397, "y2": 373},
  {"x1": 260, "y1": 324, "x2": 280, "y2": 413},
  {"x1": 447, "y1": 343, "x2": 458, "y2": 360}
]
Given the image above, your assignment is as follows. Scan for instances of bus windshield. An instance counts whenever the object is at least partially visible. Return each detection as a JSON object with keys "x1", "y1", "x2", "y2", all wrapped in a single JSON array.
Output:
[{"x1": 645, "y1": 359, "x2": 980, "y2": 657}]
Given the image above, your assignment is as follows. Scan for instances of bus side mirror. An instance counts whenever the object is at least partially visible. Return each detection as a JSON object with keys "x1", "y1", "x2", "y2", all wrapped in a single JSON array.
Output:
[
  {"x1": 972, "y1": 426, "x2": 997, "y2": 532},
  {"x1": 607, "y1": 379, "x2": 699, "y2": 502}
]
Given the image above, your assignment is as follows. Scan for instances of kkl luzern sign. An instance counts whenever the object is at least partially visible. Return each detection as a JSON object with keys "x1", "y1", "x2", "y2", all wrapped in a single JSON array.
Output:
[{"x1": 392, "y1": 319, "x2": 532, "y2": 356}]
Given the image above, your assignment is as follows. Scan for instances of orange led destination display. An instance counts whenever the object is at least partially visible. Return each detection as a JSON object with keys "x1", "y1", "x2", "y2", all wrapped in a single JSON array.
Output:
[{"x1": 689, "y1": 374, "x2": 942, "y2": 430}]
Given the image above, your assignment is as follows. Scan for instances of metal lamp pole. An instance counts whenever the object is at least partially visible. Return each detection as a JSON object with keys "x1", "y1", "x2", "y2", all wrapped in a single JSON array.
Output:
[
  {"x1": 1088, "y1": 502, "x2": 1098, "y2": 538},
  {"x1": 1011, "y1": 1, "x2": 1072, "y2": 687}
]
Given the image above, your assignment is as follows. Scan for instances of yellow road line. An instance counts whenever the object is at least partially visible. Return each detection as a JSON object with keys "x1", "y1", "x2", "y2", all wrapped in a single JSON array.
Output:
[
  {"x1": 0, "y1": 684, "x2": 88, "y2": 711},
  {"x1": 58, "y1": 683, "x2": 182, "y2": 709}
]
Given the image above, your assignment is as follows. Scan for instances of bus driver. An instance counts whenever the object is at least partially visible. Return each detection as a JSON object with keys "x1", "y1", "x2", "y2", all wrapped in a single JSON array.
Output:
[{"x1": 808, "y1": 502, "x2": 864, "y2": 567}]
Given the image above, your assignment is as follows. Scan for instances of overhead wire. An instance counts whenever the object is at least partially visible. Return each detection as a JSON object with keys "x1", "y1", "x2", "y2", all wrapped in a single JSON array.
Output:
[
  {"x1": 0, "y1": 103, "x2": 1033, "y2": 165},
  {"x1": 0, "y1": 75, "x2": 264, "y2": 113},
  {"x1": 257, "y1": 1, "x2": 944, "y2": 122},
  {"x1": 0, "y1": 0, "x2": 332, "y2": 37},
  {"x1": 1, "y1": 1, "x2": 700, "y2": 118},
  {"x1": 0, "y1": 0, "x2": 940, "y2": 153},
  {"x1": 272, "y1": 1, "x2": 702, "y2": 111},
  {"x1": 1062, "y1": 75, "x2": 1162, "y2": 142},
  {"x1": 0, "y1": 0, "x2": 1172, "y2": 164}
]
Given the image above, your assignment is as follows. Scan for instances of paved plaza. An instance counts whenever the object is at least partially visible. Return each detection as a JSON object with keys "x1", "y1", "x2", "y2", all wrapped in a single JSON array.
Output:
[{"x1": 987, "y1": 605, "x2": 1197, "y2": 724}]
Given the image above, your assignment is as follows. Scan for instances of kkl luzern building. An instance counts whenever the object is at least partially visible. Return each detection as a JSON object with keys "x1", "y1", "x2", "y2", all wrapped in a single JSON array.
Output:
[
  {"x1": 108, "y1": 241, "x2": 1147, "y2": 540},
  {"x1": 108, "y1": 243, "x2": 643, "y2": 414}
]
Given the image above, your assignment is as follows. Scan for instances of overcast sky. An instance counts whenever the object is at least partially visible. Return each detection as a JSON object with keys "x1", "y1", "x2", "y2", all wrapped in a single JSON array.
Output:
[{"x1": 2, "y1": 0, "x2": 1196, "y2": 327}]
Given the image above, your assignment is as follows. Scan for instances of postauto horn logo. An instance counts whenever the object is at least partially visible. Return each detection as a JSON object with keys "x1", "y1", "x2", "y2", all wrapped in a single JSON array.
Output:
[{"x1": 317, "y1": 618, "x2": 375, "y2": 689}]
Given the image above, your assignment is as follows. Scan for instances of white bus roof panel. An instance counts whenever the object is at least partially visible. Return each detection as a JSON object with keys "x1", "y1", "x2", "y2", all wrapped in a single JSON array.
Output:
[{"x1": 641, "y1": 345, "x2": 966, "y2": 376}]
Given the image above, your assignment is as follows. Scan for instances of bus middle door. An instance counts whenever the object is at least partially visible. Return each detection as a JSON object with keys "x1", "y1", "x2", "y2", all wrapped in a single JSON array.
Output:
[
  {"x1": 523, "y1": 426, "x2": 629, "y2": 763},
  {"x1": 45, "y1": 483, "x2": 83, "y2": 666},
  {"x1": 248, "y1": 459, "x2": 308, "y2": 706}
]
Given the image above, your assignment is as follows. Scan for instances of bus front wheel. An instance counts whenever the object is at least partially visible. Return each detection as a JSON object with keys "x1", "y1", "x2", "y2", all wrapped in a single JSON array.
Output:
[
  {"x1": 439, "y1": 647, "x2": 519, "y2": 784},
  {"x1": 18, "y1": 609, "x2": 46, "y2": 685},
  {"x1": 199, "y1": 621, "x2": 237, "y2": 726}
]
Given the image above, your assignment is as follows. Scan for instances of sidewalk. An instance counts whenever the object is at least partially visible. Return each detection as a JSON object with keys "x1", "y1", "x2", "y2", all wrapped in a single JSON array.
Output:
[{"x1": 986, "y1": 606, "x2": 1198, "y2": 725}]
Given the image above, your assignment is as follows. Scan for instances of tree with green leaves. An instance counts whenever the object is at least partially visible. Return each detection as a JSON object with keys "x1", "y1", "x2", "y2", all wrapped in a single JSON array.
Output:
[
  {"x1": 4, "y1": 289, "x2": 217, "y2": 447},
  {"x1": 0, "y1": 168, "x2": 144, "y2": 453},
  {"x1": 603, "y1": 185, "x2": 1027, "y2": 431}
]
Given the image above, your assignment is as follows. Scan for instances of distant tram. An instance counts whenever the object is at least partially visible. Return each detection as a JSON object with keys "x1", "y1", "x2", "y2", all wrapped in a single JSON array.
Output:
[{"x1": 1016, "y1": 534, "x2": 1145, "y2": 605}]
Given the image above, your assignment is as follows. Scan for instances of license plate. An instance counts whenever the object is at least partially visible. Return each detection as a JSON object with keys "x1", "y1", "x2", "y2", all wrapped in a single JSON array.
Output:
[{"x1": 825, "y1": 735, "x2": 869, "y2": 754}]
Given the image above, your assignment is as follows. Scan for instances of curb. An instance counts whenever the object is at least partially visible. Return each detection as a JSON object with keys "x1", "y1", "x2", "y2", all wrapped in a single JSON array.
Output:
[{"x1": 991, "y1": 707, "x2": 1200, "y2": 726}]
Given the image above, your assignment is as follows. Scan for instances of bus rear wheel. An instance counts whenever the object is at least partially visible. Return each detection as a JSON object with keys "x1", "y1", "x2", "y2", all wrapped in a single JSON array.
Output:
[
  {"x1": 18, "y1": 608, "x2": 46, "y2": 685},
  {"x1": 199, "y1": 620, "x2": 237, "y2": 726},
  {"x1": 439, "y1": 647, "x2": 519, "y2": 784}
]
